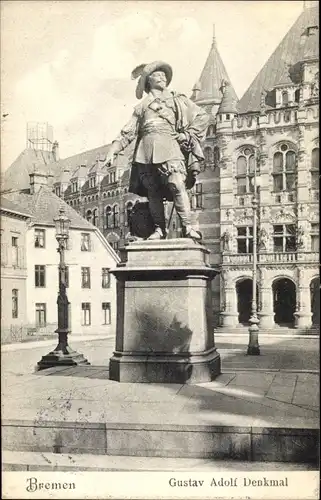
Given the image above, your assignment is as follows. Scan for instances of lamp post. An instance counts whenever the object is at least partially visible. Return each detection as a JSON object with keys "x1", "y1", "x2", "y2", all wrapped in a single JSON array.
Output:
[
  {"x1": 37, "y1": 207, "x2": 89, "y2": 370},
  {"x1": 247, "y1": 165, "x2": 261, "y2": 356}
]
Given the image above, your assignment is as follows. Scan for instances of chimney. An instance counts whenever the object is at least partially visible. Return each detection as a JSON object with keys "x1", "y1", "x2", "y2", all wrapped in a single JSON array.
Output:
[
  {"x1": 29, "y1": 171, "x2": 48, "y2": 194},
  {"x1": 52, "y1": 140, "x2": 60, "y2": 161}
]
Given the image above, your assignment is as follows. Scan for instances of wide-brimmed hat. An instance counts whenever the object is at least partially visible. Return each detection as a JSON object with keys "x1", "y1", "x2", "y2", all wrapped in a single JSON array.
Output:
[{"x1": 131, "y1": 61, "x2": 173, "y2": 100}]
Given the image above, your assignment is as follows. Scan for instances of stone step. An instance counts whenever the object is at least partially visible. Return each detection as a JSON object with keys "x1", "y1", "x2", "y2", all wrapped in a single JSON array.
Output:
[
  {"x1": 2, "y1": 450, "x2": 316, "y2": 472},
  {"x1": 2, "y1": 419, "x2": 318, "y2": 465},
  {"x1": 216, "y1": 327, "x2": 320, "y2": 336}
]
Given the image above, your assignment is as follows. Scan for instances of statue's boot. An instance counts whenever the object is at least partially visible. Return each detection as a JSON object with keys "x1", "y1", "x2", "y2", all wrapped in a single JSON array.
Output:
[
  {"x1": 183, "y1": 226, "x2": 202, "y2": 241},
  {"x1": 147, "y1": 227, "x2": 166, "y2": 240}
]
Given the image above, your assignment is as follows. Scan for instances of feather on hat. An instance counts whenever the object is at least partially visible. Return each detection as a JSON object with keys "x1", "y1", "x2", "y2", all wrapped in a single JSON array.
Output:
[{"x1": 131, "y1": 61, "x2": 173, "y2": 99}]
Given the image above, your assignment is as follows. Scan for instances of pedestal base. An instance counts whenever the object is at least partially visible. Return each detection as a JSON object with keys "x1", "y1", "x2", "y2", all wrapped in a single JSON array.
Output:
[
  {"x1": 110, "y1": 348, "x2": 221, "y2": 384},
  {"x1": 37, "y1": 348, "x2": 90, "y2": 371},
  {"x1": 294, "y1": 312, "x2": 313, "y2": 329},
  {"x1": 110, "y1": 239, "x2": 221, "y2": 384}
]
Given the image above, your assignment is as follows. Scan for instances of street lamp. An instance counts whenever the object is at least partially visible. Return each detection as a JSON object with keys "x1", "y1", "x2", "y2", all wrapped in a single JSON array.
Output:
[
  {"x1": 37, "y1": 207, "x2": 89, "y2": 370},
  {"x1": 247, "y1": 170, "x2": 262, "y2": 356}
]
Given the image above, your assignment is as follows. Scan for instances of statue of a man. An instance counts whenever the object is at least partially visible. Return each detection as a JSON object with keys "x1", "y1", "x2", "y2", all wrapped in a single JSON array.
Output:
[{"x1": 104, "y1": 61, "x2": 209, "y2": 241}]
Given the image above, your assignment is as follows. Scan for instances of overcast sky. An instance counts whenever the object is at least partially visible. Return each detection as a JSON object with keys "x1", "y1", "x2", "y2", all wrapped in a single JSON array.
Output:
[{"x1": 1, "y1": 0, "x2": 303, "y2": 170}]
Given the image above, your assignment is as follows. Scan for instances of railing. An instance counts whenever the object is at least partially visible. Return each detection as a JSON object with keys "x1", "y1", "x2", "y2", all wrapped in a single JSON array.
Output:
[
  {"x1": 259, "y1": 252, "x2": 297, "y2": 263},
  {"x1": 297, "y1": 252, "x2": 319, "y2": 262},
  {"x1": 223, "y1": 252, "x2": 318, "y2": 265},
  {"x1": 223, "y1": 254, "x2": 253, "y2": 264}
]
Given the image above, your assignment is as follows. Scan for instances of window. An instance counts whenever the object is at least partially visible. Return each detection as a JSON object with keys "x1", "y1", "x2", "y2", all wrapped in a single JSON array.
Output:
[
  {"x1": 311, "y1": 148, "x2": 319, "y2": 190},
  {"x1": 89, "y1": 176, "x2": 96, "y2": 188},
  {"x1": 86, "y1": 210, "x2": 92, "y2": 223},
  {"x1": 81, "y1": 267, "x2": 91, "y2": 288},
  {"x1": 236, "y1": 226, "x2": 253, "y2": 254},
  {"x1": 11, "y1": 236, "x2": 18, "y2": 266},
  {"x1": 102, "y1": 302, "x2": 111, "y2": 325},
  {"x1": 204, "y1": 147, "x2": 213, "y2": 164},
  {"x1": 71, "y1": 181, "x2": 78, "y2": 193},
  {"x1": 126, "y1": 202, "x2": 133, "y2": 227},
  {"x1": 273, "y1": 224, "x2": 296, "y2": 252},
  {"x1": 12, "y1": 289, "x2": 18, "y2": 318},
  {"x1": 213, "y1": 147, "x2": 220, "y2": 169},
  {"x1": 81, "y1": 233, "x2": 91, "y2": 251},
  {"x1": 105, "y1": 206, "x2": 112, "y2": 228},
  {"x1": 81, "y1": 302, "x2": 91, "y2": 326},
  {"x1": 236, "y1": 147, "x2": 256, "y2": 195},
  {"x1": 92, "y1": 208, "x2": 98, "y2": 227},
  {"x1": 34, "y1": 229, "x2": 45, "y2": 248},
  {"x1": 102, "y1": 268, "x2": 111, "y2": 288},
  {"x1": 113, "y1": 205, "x2": 119, "y2": 228},
  {"x1": 35, "y1": 303, "x2": 46, "y2": 327},
  {"x1": 111, "y1": 241, "x2": 119, "y2": 252},
  {"x1": 282, "y1": 91, "x2": 289, "y2": 107},
  {"x1": 191, "y1": 183, "x2": 203, "y2": 209},
  {"x1": 272, "y1": 144, "x2": 296, "y2": 192},
  {"x1": 35, "y1": 265, "x2": 46, "y2": 287},
  {"x1": 311, "y1": 223, "x2": 319, "y2": 252}
]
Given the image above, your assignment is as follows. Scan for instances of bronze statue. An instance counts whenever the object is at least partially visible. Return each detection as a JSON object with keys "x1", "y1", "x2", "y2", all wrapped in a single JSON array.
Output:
[{"x1": 105, "y1": 61, "x2": 209, "y2": 240}]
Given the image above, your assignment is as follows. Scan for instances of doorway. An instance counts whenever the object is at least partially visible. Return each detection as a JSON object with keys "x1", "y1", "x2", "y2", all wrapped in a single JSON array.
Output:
[
  {"x1": 273, "y1": 278, "x2": 296, "y2": 326},
  {"x1": 236, "y1": 279, "x2": 253, "y2": 325}
]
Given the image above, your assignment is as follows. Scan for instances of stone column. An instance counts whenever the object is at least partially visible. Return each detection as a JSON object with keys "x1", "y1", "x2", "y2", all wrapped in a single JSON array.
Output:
[
  {"x1": 294, "y1": 269, "x2": 312, "y2": 328},
  {"x1": 220, "y1": 270, "x2": 238, "y2": 327},
  {"x1": 258, "y1": 269, "x2": 274, "y2": 329}
]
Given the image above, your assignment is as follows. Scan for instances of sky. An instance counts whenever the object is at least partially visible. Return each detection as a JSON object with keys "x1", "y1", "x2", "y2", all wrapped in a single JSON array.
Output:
[{"x1": 1, "y1": 0, "x2": 304, "y2": 171}]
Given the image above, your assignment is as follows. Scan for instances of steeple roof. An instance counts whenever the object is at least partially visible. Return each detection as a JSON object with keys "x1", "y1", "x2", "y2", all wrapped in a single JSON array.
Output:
[
  {"x1": 238, "y1": 5, "x2": 319, "y2": 113},
  {"x1": 218, "y1": 81, "x2": 238, "y2": 114},
  {"x1": 193, "y1": 26, "x2": 238, "y2": 105}
]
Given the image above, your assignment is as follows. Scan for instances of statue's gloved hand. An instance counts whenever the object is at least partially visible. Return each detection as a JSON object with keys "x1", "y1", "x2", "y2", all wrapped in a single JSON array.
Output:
[
  {"x1": 176, "y1": 132, "x2": 188, "y2": 144},
  {"x1": 103, "y1": 141, "x2": 122, "y2": 167}
]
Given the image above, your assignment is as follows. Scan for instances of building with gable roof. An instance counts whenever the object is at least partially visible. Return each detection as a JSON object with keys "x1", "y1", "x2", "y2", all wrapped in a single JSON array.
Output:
[
  {"x1": 3, "y1": 2, "x2": 319, "y2": 332},
  {"x1": 1, "y1": 199, "x2": 31, "y2": 342},
  {"x1": 3, "y1": 171, "x2": 119, "y2": 341}
]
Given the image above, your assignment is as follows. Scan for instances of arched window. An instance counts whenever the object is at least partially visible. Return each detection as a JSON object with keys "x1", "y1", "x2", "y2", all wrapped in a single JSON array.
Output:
[
  {"x1": 113, "y1": 204, "x2": 119, "y2": 228},
  {"x1": 236, "y1": 147, "x2": 256, "y2": 195},
  {"x1": 92, "y1": 208, "x2": 98, "y2": 227},
  {"x1": 213, "y1": 147, "x2": 220, "y2": 168},
  {"x1": 105, "y1": 206, "x2": 112, "y2": 228},
  {"x1": 294, "y1": 89, "x2": 300, "y2": 103},
  {"x1": 126, "y1": 202, "x2": 133, "y2": 227},
  {"x1": 311, "y1": 148, "x2": 319, "y2": 190},
  {"x1": 282, "y1": 91, "x2": 289, "y2": 107},
  {"x1": 272, "y1": 144, "x2": 296, "y2": 192},
  {"x1": 204, "y1": 147, "x2": 213, "y2": 164},
  {"x1": 86, "y1": 210, "x2": 92, "y2": 223},
  {"x1": 206, "y1": 125, "x2": 215, "y2": 137}
]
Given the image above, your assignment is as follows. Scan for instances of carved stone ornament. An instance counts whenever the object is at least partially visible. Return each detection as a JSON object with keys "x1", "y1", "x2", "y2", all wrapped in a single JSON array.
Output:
[{"x1": 271, "y1": 207, "x2": 296, "y2": 222}]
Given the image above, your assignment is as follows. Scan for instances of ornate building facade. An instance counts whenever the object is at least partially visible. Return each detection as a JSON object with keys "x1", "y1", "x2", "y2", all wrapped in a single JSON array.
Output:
[{"x1": 3, "y1": 3, "x2": 319, "y2": 331}]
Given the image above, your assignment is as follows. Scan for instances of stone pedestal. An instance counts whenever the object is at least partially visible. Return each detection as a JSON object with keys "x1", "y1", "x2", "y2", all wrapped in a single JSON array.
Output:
[{"x1": 109, "y1": 239, "x2": 221, "y2": 384}]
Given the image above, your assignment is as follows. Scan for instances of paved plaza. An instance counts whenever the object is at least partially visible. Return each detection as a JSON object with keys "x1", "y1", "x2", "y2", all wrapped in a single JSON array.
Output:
[{"x1": 1, "y1": 333, "x2": 319, "y2": 468}]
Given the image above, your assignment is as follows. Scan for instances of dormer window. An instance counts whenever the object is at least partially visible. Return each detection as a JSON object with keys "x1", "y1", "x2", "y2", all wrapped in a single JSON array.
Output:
[
  {"x1": 89, "y1": 176, "x2": 96, "y2": 188},
  {"x1": 71, "y1": 180, "x2": 78, "y2": 193},
  {"x1": 55, "y1": 185, "x2": 61, "y2": 197},
  {"x1": 282, "y1": 91, "x2": 289, "y2": 107},
  {"x1": 307, "y1": 26, "x2": 318, "y2": 36}
]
